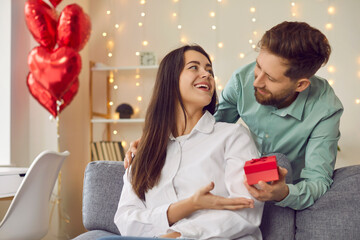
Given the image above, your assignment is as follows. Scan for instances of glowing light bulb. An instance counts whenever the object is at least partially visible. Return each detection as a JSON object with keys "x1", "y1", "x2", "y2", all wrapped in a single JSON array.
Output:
[
  {"x1": 138, "y1": 22, "x2": 143, "y2": 27},
  {"x1": 328, "y1": 6, "x2": 335, "y2": 14},
  {"x1": 180, "y1": 37, "x2": 187, "y2": 43},
  {"x1": 356, "y1": 99, "x2": 360, "y2": 104},
  {"x1": 115, "y1": 24, "x2": 119, "y2": 29},
  {"x1": 137, "y1": 96, "x2": 142, "y2": 102},
  {"x1": 140, "y1": 0, "x2": 146, "y2": 5},
  {"x1": 134, "y1": 108, "x2": 140, "y2": 114},
  {"x1": 252, "y1": 18, "x2": 256, "y2": 22},
  {"x1": 325, "y1": 23, "x2": 333, "y2": 30},
  {"x1": 173, "y1": 0, "x2": 179, "y2": 2},
  {"x1": 136, "y1": 82, "x2": 140, "y2": 86},
  {"x1": 210, "y1": 55, "x2": 215, "y2": 61},
  {"x1": 135, "y1": 74, "x2": 140, "y2": 79},
  {"x1": 121, "y1": 141, "x2": 127, "y2": 148},
  {"x1": 142, "y1": 40, "x2": 148, "y2": 46},
  {"x1": 211, "y1": 25, "x2": 216, "y2": 30},
  {"x1": 253, "y1": 31, "x2": 258, "y2": 35},
  {"x1": 109, "y1": 78, "x2": 114, "y2": 83},
  {"x1": 214, "y1": 76, "x2": 218, "y2": 81},
  {"x1": 114, "y1": 85, "x2": 118, "y2": 90},
  {"x1": 141, "y1": 12, "x2": 145, "y2": 17},
  {"x1": 113, "y1": 130, "x2": 118, "y2": 135},
  {"x1": 327, "y1": 65, "x2": 335, "y2": 73},
  {"x1": 218, "y1": 42, "x2": 224, "y2": 48},
  {"x1": 218, "y1": 85, "x2": 223, "y2": 90},
  {"x1": 102, "y1": 32, "x2": 107, "y2": 37},
  {"x1": 249, "y1": 39, "x2": 253, "y2": 44},
  {"x1": 210, "y1": 12, "x2": 216, "y2": 17},
  {"x1": 109, "y1": 101, "x2": 114, "y2": 106},
  {"x1": 328, "y1": 79, "x2": 334, "y2": 86},
  {"x1": 252, "y1": 44, "x2": 256, "y2": 49},
  {"x1": 106, "y1": 10, "x2": 111, "y2": 15},
  {"x1": 108, "y1": 53, "x2": 112, "y2": 57},
  {"x1": 177, "y1": 25, "x2": 182, "y2": 29},
  {"x1": 173, "y1": 12, "x2": 177, "y2": 17},
  {"x1": 135, "y1": 52, "x2": 140, "y2": 56},
  {"x1": 239, "y1": 53, "x2": 245, "y2": 58},
  {"x1": 291, "y1": 2, "x2": 295, "y2": 7},
  {"x1": 217, "y1": 0, "x2": 222, "y2": 2},
  {"x1": 250, "y1": 7, "x2": 256, "y2": 13}
]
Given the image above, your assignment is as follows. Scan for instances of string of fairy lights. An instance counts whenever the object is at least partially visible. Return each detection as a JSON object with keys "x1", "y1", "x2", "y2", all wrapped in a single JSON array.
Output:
[{"x1": 99, "y1": 0, "x2": 360, "y2": 145}]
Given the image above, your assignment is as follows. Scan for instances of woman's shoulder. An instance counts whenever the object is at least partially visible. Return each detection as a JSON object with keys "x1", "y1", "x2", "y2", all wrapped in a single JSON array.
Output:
[{"x1": 213, "y1": 121, "x2": 249, "y2": 135}]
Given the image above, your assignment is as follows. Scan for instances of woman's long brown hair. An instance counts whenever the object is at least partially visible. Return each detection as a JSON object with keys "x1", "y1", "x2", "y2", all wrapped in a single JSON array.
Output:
[{"x1": 130, "y1": 45, "x2": 217, "y2": 200}]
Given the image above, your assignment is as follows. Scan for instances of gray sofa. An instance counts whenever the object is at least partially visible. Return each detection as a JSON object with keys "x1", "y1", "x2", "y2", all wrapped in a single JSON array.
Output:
[{"x1": 74, "y1": 161, "x2": 360, "y2": 240}]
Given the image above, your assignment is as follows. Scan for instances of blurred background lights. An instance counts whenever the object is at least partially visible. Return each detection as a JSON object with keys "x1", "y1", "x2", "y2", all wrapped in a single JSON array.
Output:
[
  {"x1": 325, "y1": 23, "x2": 333, "y2": 30},
  {"x1": 137, "y1": 96, "x2": 142, "y2": 101},
  {"x1": 328, "y1": 65, "x2": 335, "y2": 73},
  {"x1": 210, "y1": 12, "x2": 216, "y2": 17},
  {"x1": 328, "y1": 6, "x2": 335, "y2": 14},
  {"x1": 218, "y1": 42, "x2": 224, "y2": 48},
  {"x1": 356, "y1": 99, "x2": 360, "y2": 104},
  {"x1": 250, "y1": 7, "x2": 256, "y2": 13}
]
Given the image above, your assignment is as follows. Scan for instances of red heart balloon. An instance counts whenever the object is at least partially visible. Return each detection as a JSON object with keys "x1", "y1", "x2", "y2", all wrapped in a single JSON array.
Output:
[
  {"x1": 49, "y1": 0, "x2": 62, "y2": 8},
  {"x1": 27, "y1": 73, "x2": 79, "y2": 117},
  {"x1": 24, "y1": 0, "x2": 58, "y2": 49},
  {"x1": 28, "y1": 46, "x2": 81, "y2": 100},
  {"x1": 57, "y1": 4, "x2": 91, "y2": 52}
]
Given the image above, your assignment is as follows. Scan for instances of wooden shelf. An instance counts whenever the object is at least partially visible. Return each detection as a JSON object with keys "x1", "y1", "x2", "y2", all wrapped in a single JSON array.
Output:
[
  {"x1": 91, "y1": 118, "x2": 145, "y2": 124},
  {"x1": 91, "y1": 63, "x2": 158, "y2": 72}
]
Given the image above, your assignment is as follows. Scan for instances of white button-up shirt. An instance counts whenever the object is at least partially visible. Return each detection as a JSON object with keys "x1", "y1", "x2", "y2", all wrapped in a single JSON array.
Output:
[{"x1": 114, "y1": 111, "x2": 264, "y2": 239}]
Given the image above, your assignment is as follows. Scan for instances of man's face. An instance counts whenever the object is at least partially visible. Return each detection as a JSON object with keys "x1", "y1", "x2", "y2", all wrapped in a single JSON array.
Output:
[{"x1": 253, "y1": 49, "x2": 299, "y2": 108}]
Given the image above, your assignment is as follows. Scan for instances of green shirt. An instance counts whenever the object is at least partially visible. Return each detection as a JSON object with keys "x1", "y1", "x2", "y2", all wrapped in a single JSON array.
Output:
[{"x1": 214, "y1": 62, "x2": 343, "y2": 210}]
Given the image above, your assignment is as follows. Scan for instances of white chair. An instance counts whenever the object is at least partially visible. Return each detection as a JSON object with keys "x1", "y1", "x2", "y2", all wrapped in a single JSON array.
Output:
[{"x1": 0, "y1": 150, "x2": 69, "y2": 240}]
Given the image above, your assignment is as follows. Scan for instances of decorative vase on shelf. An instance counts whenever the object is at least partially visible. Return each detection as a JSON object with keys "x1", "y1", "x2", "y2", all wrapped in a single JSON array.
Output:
[{"x1": 115, "y1": 103, "x2": 134, "y2": 119}]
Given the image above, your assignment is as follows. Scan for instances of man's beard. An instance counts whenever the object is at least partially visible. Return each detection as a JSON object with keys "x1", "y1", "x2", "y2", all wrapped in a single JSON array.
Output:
[{"x1": 254, "y1": 87, "x2": 297, "y2": 108}]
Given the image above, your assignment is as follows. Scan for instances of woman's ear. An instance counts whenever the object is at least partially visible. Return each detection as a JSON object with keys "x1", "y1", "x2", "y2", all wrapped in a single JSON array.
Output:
[{"x1": 295, "y1": 78, "x2": 310, "y2": 93}]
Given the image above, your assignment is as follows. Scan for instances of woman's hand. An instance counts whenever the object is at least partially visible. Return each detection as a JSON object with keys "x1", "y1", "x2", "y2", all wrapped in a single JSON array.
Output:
[
  {"x1": 191, "y1": 182, "x2": 254, "y2": 211},
  {"x1": 160, "y1": 232, "x2": 181, "y2": 238},
  {"x1": 167, "y1": 182, "x2": 254, "y2": 225},
  {"x1": 124, "y1": 138, "x2": 140, "y2": 168}
]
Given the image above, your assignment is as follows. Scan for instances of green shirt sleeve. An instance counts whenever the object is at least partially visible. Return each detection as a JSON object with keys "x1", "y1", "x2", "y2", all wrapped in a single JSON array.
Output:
[
  {"x1": 214, "y1": 71, "x2": 241, "y2": 123},
  {"x1": 275, "y1": 108, "x2": 343, "y2": 210}
]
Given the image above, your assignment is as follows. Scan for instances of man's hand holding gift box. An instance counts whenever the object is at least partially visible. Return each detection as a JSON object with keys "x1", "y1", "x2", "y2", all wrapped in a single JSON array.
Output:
[
  {"x1": 244, "y1": 155, "x2": 290, "y2": 202},
  {"x1": 244, "y1": 155, "x2": 279, "y2": 185}
]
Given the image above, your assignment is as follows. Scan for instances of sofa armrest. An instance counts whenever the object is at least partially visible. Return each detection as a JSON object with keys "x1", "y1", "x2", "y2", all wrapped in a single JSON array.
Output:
[
  {"x1": 82, "y1": 161, "x2": 125, "y2": 235},
  {"x1": 295, "y1": 165, "x2": 360, "y2": 239}
]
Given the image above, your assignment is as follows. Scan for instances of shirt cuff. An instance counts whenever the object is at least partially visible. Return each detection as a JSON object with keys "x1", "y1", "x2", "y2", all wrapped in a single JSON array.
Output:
[
  {"x1": 153, "y1": 203, "x2": 172, "y2": 233},
  {"x1": 274, "y1": 184, "x2": 299, "y2": 208}
]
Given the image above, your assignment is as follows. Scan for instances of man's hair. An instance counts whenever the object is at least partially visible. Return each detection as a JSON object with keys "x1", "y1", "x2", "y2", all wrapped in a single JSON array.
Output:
[{"x1": 258, "y1": 21, "x2": 331, "y2": 80}]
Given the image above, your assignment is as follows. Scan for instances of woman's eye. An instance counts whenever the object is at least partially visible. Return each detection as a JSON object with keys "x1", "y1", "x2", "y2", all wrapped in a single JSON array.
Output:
[
  {"x1": 189, "y1": 65, "x2": 198, "y2": 70},
  {"x1": 207, "y1": 69, "x2": 214, "y2": 75}
]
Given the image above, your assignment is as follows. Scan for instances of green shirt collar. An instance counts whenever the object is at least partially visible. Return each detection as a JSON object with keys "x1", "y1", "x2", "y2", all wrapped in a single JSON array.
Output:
[{"x1": 272, "y1": 85, "x2": 310, "y2": 121}]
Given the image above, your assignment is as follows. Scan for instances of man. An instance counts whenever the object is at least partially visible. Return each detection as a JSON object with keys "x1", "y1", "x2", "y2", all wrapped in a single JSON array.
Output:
[
  {"x1": 125, "y1": 21, "x2": 343, "y2": 211},
  {"x1": 214, "y1": 21, "x2": 343, "y2": 210}
]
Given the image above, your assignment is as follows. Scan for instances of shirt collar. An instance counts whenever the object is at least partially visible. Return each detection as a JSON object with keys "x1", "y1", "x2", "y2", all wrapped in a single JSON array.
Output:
[
  {"x1": 169, "y1": 111, "x2": 215, "y2": 140},
  {"x1": 272, "y1": 85, "x2": 310, "y2": 121}
]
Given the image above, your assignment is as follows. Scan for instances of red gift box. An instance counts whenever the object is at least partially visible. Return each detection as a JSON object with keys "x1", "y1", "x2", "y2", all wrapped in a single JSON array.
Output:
[{"x1": 244, "y1": 156, "x2": 279, "y2": 185}]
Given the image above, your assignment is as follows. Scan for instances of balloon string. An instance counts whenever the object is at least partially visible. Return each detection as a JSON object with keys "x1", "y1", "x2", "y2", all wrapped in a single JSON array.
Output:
[{"x1": 49, "y1": 99, "x2": 70, "y2": 236}]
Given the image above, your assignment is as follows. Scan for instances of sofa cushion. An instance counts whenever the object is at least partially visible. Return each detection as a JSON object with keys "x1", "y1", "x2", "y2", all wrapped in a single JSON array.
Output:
[
  {"x1": 82, "y1": 161, "x2": 125, "y2": 235},
  {"x1": 295, "y1": 165, "x2": 360, "y2": 240},
  {"x1": 260, "y1": 202, "x2": 295, "y2": 240}
]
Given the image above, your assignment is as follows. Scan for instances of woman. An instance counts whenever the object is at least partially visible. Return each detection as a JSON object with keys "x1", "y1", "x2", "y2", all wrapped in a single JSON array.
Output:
[{"x1": 114, "y1": 45, "x2": 264, "y2": 239}]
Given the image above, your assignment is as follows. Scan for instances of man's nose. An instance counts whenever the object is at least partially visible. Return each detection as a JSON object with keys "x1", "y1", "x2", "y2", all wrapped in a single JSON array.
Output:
[{"x1": 254, "y1": 71, "x2": 266, "y2": 88}]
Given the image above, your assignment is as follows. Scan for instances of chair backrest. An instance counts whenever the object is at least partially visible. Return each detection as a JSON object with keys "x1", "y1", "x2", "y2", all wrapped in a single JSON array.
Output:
[
  {"x1": 82, "y1": 161, "x2": 125, "y2": 235},
  {"x1": 0, "y1": 150, "x2": 69, "y2": 240}
]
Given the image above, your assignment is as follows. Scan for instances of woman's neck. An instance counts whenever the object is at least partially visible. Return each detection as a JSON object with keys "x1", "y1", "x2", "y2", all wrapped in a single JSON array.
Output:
[{"x1": 175, "y1": 106, "x2": 204, "y2": 137}]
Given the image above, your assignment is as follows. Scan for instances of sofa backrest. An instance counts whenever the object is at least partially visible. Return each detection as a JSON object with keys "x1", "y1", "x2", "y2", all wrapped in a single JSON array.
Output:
[{"x1": 82, "y1": 161, "x2": 125, "y2": 234}]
